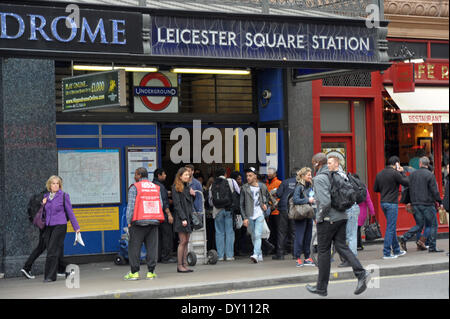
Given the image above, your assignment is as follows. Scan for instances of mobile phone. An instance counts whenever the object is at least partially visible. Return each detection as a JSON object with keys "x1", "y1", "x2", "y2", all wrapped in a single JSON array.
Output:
[{"x1": 396, "y1": 163, "x2": 401, "y2": 170}]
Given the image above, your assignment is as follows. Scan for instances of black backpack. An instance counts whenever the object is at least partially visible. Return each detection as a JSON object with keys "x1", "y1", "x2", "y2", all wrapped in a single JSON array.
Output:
[
  {"x1": 327, "y1": 171, "x2": 357, "y2": 212},
  {"x1": 211, "y1": 178, "x2": 233, "y2": 209},
  {"x1": 27, "y1": 190, "x2": 47, "y2": 223},
  {"x1": 347, "y1": 174, "x2": 367, "y2": 204}
]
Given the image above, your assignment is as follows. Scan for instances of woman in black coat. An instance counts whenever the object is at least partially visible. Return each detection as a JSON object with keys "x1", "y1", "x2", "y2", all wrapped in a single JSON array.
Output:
[{"x1": 171, "y1": 167, "x2": 194, "y2": 273}]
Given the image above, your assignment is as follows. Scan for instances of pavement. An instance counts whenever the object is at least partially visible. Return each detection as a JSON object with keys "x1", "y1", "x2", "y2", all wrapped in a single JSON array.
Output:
[{"x1": 0, "y1": 238, "x2": 448, "y2": 299}]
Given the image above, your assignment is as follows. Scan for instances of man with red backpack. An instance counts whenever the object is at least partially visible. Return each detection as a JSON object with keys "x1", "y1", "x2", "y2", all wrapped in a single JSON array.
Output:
[{"x1": 124, "y1": 167, "x2": 165, "y2": 281}]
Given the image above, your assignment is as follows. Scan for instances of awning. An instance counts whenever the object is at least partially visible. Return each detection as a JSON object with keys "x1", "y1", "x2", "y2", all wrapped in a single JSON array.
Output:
[{"x1": 385, "y1": 86, "x2": 449, "y2": 124}]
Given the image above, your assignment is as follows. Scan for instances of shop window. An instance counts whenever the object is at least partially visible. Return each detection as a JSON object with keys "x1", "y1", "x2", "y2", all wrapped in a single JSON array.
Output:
[
  {"x1": 431, "y1": 43, "x2": 450, "y2": 59},
  {"x1": 383, "y1": 104, "x2": 435, "y2": 169},
  {"x1": 320, "y1": 101, "x2": 351, "y2": 133}
]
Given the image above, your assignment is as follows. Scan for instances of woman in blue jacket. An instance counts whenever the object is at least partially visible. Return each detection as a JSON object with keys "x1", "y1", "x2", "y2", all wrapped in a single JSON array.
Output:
[{"x1": 292, "y1": 167, "x2": 315, "y2": 267}]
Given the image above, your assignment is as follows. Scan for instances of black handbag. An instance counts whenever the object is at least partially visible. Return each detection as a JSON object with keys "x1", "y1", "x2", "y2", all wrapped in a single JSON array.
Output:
[{"x1": 364, "y1": 217, "x2": 382, "y2": 241}]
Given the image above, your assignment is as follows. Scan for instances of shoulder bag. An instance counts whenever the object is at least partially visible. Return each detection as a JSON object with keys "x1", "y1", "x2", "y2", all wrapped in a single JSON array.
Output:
[{"x1": 288, "y1": 185, "x2": 314, "y2": 220}]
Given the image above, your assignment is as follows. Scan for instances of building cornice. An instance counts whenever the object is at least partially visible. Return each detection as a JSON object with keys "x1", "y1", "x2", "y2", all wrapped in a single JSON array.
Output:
[{"x1": 385, "y1": 0, "x2": 449, "y2": 17}]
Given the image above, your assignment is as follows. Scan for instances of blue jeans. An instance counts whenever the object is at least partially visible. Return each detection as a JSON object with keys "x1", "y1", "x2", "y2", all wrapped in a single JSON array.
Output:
[
  {"x1": 214, "y1": 210, "x2": 235, "y2": 259},
  {"x1": 417, "y1": 205, "x2": 438, "y2": 250},
  {"x1": 248, "y1": 215, "x2": 264, "y2": 257},
  {"x1": 346, "y1": 203, "x2": 360, "y2": 256},
  {"x1": 381, "y1": 202, "x2": 401, "y2": 257}
]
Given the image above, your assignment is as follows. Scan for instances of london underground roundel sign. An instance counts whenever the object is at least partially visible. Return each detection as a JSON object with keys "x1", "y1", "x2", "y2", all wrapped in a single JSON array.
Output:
[{"x1": 133, "y1": 72, "x2": 178, "y2": 112}]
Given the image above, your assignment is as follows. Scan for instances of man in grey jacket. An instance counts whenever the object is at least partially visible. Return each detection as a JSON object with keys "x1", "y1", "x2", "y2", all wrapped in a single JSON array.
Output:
[
  {"x1": 305, "y1": 153, "x2": 370, "y2": 297},
  {"x1": 240, "y1": 167, "x2": 270, "y2": 263}
]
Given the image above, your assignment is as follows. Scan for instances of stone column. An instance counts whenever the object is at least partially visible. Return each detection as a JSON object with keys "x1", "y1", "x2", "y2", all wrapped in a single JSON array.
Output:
[
  {"x1": 0, "y1": 58, "x2": 56, "y2": 277},
  {"x1": 286, "y1": 74, "x2": 314, "y2": 171}
]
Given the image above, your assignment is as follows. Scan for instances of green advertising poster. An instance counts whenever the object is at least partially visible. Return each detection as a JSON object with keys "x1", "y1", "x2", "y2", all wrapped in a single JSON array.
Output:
[{"x1": 62, "y1": 70, "x2": 126, "y2": 112}]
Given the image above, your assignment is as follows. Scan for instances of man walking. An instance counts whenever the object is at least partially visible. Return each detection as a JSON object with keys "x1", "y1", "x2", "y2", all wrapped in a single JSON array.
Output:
[
  {"x1": 240, "y1": 167, "x2": 270, "y2": 263},
  {"x1": 374, "y1": 156, "x2": 409, "y2": 259},
  {"x1": 399, "y1": 157, "x2": 444, "y2": 253},
  {"x1": 124, "y1": 167, "x2": 164, "y2": 280},
  {"x1": 306, "y1": 153, "x2": 370, "y2": 297},
  {"x1": 326, "y1": 156, "x2": 360, "y2": 267},
  {"x1": 153, "y1": 168, "x2": 176, "y2": 264}
]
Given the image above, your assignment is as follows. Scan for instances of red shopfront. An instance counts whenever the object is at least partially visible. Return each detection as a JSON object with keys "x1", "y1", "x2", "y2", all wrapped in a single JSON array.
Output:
[
  {"x1": 382, "y1": 57, "x2": 449, "y2": 236},
  {"x1": 312, "y1": 57, "x2": 449, "y2": 237},
  {"x1": 312, "y1": 71, "x2": 386, "y2": 232}
]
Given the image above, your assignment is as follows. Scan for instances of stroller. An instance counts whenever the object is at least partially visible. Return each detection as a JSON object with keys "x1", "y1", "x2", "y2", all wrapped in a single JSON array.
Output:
[
  {"x1": 186, "y1": 190, "x2": 218, "y2": 266},
  {"x1": 114, "y1": 208, "x2": 147, "y2": 265}
]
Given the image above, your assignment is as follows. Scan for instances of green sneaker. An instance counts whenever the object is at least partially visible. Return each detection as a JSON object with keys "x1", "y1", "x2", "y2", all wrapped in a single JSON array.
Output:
[
  {"x1": 146, "y1": 272, "x2": 157, "y2": 280},
  {"x1": 124, "y1": 271, "x2": 140, "y2": 281}
]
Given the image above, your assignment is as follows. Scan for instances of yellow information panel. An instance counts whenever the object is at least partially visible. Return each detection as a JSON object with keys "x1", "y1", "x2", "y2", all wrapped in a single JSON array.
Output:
[{"x1": 67, "y1": 207, "x2": 119, "y2": 233}]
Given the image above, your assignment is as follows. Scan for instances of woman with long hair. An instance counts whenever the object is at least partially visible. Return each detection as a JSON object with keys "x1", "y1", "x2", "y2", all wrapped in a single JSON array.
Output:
[
  {"x1": 292, "y1": 167, "x2": 315, "y2": 267},
  {"x1": 171, "y1": 167, "x2": 194, "y2": 273}
]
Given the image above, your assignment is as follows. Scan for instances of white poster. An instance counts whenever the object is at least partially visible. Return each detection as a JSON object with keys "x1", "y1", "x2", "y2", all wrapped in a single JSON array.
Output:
[
  {"x1": 58, "y1": 149, "x2": 121, "y2": 205},
  {"x1": 133, "y1": 71, "x2": 179, "y2": 113},
  {"x1": 127, "y1": 147, "x2": 157, "y2": 188}
]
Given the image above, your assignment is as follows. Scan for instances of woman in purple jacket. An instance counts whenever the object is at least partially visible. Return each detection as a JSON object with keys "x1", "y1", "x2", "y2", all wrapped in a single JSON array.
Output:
[
  {"x1": 42, "y1": 176, "x2": 80, "y2": 282},
  {"x1": 357, "y1": 186, "x2": 376, "y2": 251}
]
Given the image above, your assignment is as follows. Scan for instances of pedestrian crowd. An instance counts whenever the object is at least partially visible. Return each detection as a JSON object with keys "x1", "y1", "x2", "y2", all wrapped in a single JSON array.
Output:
[{"x1": 21, "y1": 155, "x2": 449, "y2": 297}]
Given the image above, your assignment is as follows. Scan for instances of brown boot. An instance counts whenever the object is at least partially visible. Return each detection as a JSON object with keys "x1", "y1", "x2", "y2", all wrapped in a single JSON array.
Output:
[{"x1": 416, "y1": 236, "x2": 427, "y2": 251}]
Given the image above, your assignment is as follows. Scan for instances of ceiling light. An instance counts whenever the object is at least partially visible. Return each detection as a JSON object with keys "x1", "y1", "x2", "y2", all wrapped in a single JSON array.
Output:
[
  {"x1": 73, "y1": 65, "x2": 158, "y2": 72},
  {"x1": 170, "y1": 68, "x2": 251, "y2": 75}
]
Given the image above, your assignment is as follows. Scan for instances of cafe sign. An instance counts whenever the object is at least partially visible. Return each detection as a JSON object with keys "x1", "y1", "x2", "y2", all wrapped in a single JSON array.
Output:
[{"x1": 62, "y1": 70, "x2": 127, "y2": 112}]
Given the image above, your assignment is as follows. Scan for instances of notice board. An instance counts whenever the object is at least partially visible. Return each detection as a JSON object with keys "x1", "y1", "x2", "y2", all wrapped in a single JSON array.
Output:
[{"x1": 58, "y1": 149, "x2": 122, "y2": 205}]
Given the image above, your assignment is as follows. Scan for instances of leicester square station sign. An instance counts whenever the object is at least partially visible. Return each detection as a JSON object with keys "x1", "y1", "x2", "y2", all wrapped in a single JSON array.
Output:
[
  {"x1": 150, "y1": 15, "x2": 381, "y2": 64},
  {"x1": 0, "y1": 3, "x2": 387, "y2": 67}
]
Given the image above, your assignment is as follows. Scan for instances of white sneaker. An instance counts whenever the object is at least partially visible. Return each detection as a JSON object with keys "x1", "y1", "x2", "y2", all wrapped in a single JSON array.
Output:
[
  {"x1": 257, "y1": 255, "x2": 263, "y2": 262},
  {"x1": 20, "y1": 269, "x2": 35, "y2": 279},
  {"x1": 395, "y1": 250, "x2": 407, "y2": 257},
  {"x1": 250, "y1": 255, "x2": 258, "y2": 263},
  {"x1": 382, "y1": 254, "x2": 398, "y2": 260},
  {"x1": 226, "y1": 257, "x2": 235, "y2": 261}
]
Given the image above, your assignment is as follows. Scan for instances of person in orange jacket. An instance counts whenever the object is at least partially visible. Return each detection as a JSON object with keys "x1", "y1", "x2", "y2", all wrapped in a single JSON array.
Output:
[{"x1": 266, "y1": 167, "x2": 282, "y2": 255}]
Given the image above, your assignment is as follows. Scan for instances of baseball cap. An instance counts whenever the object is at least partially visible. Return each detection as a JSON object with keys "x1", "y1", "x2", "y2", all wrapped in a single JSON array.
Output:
[{"x1": 244, "y1": 167, "x2": 258, "y2": 175}]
